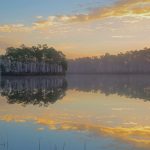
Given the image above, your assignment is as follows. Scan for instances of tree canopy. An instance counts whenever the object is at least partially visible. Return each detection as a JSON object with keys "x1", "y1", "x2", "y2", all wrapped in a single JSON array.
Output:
[{"x1": 1, "y1": 44, "x2": 68, "y2": 71}]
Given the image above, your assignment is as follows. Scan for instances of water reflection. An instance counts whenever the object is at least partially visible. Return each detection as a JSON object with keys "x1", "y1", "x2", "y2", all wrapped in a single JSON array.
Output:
[
  {"x1": 0, "y1": 76, "x2": 67, "y2": 106},
  {"x1": 67, "y1": 74, "x2": 150, "y2": 101},
  {"x1": 0, "y1": 75, "x2": 150, "y2": 150},
  {"x1": 1, "y1": 75, "x2": 150, "y2": 106}
]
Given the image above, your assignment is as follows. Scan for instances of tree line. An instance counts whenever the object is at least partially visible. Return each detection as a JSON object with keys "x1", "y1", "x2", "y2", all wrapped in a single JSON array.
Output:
[
  {"x1": 68, "y1": 47, "x2": 150, "y2": 74},
  {"x1": 0, "y1": 44, "x2": 67, "y2": 75}
]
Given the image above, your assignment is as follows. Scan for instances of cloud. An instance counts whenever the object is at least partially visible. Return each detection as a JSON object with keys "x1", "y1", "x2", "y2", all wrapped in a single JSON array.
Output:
[
  {"x1": 76, "y1": 0, "x2": 150, "y2": 22},
  {"x1": 43, "y1": 0, "x2": 150, "y2": 24},
  {"x1": 36, "y1": 16, "x2": 43, "y2": 19},
  {"x1": 112, "y1": 35, "x2": 135, "y2": 38},
  {"x1": 32, "y1": 20, "x2": 53, "y2": 30},
  {"x1": 112, "y1": 107, "x2": 134, "y2": 111},
  {"x1": 0, "y1": 0, "x2": 150, "y2": 33},
  {"x1": 0, "y1": 24, "x2": 31, "y2": 33}
]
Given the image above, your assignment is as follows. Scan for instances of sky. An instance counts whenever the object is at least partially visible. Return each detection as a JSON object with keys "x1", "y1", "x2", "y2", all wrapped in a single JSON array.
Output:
[{"x1": 0, "y1": 0, "x2": 150, "y2": 58}]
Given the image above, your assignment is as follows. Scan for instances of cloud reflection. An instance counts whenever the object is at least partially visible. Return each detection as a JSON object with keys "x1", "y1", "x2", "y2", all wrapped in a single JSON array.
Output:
[{"x1": 0, "y1": 114, "x2": 150, "y2": 148}]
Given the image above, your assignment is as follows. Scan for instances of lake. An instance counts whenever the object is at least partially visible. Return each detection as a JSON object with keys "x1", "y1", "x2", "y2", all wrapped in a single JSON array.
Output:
[{"x1": 0, "y1": 75, "x2": 150, "y2": 150}]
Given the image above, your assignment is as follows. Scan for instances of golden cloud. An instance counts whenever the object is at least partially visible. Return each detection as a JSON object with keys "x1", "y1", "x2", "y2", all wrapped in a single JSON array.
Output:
[
  {"x1": 46, "y1": 0, "x2": 150, "y2": 23},
  {"x1": 0, "y1": 24, "x2": 31, "y2": 33},
  {"x1": 0, "y1": 0, "x2": 150, "y2": 33}
]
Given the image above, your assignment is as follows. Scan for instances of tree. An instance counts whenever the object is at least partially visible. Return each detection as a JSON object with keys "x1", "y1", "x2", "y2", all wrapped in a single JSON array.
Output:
[
  {"x1": 67, "y1": 48, "x2": 150, "y2": 74},
  {"x1": 0, "y1": 44, "x2": 68, "y2": 75}
]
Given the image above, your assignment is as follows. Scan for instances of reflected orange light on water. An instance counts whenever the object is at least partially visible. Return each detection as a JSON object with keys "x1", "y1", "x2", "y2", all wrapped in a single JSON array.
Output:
[{"x1": 0, "y1": 89, "x2": 150, "y2": 149}]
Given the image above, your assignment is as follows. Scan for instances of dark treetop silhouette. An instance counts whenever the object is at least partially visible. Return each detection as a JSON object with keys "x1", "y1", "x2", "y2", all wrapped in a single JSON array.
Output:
[{"x1": 0, "y1": 44, "x2": 67, "y2": 75}]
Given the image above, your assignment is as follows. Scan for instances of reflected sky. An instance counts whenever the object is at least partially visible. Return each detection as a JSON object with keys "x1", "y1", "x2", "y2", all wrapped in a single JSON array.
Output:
[{"x1": 0, "y1": 75, "x2": 150, "y2": 150}]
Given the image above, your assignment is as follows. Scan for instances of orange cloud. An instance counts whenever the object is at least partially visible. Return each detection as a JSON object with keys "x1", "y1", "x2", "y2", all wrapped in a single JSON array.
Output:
[
  {"x1": 39, "y1": 0, "x2": 150, "y2": 25},
  {"x1": 0, "y1": 24, "x2": 31, "y2": 33},
  {"x1": 0, "y1": 0, "x2": 149, "y2": 33},
  {"x1": 67, "y1": 0, "x2": 150, "y2": 22}
]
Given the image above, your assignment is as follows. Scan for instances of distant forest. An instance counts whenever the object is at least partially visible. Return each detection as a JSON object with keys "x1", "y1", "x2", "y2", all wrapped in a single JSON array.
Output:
[{"x1": 68, "y1": 48, "x2": 150, "y2": 74}]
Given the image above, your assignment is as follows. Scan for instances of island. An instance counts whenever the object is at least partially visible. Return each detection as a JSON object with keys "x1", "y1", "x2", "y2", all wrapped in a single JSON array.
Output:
[{"x1": 0, "y1": 44, "x2": 67, "y2": 75}]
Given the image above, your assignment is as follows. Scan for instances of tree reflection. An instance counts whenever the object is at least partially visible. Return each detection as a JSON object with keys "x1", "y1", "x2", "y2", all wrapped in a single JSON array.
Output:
[
  {"x1": 67, "y1": 75, "x2": 150, "y2": 101},
  {"x1": 1, "y1": 75, "x2": 150, "y2": 104},
  {"x1": 0, "y1": 76, "x2": 67, "y2": 106}
]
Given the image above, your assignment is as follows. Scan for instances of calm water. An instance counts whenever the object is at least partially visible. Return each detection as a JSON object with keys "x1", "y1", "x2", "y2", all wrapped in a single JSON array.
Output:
[{"x1": 0, "y1": 75, "x2": 150, "y2": 150}]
